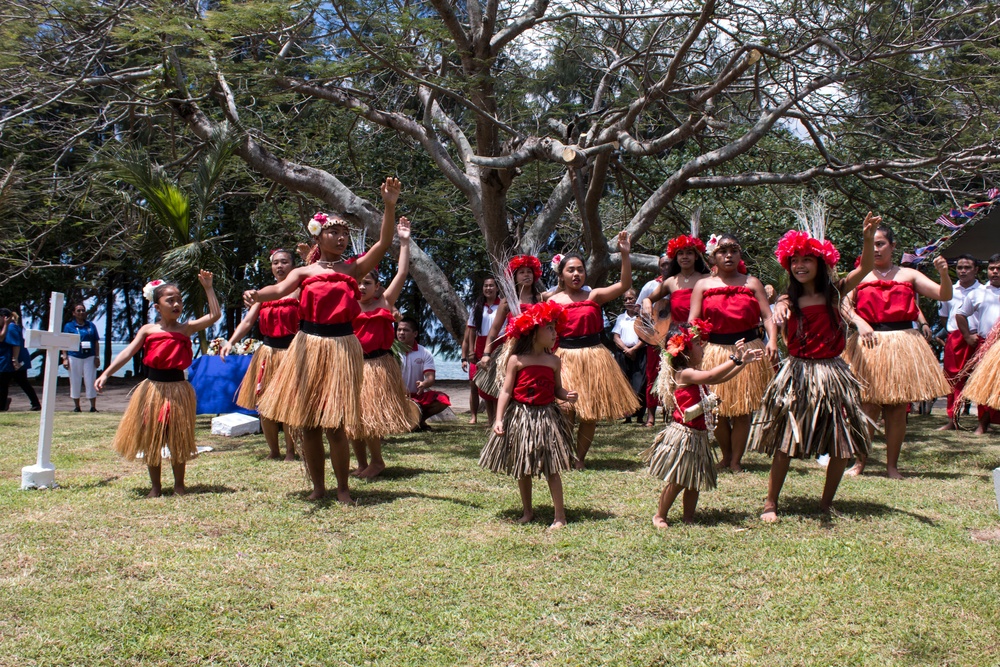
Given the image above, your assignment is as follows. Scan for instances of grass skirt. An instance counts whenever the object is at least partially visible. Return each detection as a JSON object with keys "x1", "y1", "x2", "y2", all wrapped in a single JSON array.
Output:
[
  {"x1": 256, "y1": 331, "x2": 363, "y2": 436},
  {"x1": 749, "y1": 356, "x2": 872, "y2": 459},
  {"x1": 479, "y1": 401, "x2": 576, "y2": 478},
  {"x1": 961, "y1": 342, "x2": 1000, "y2": 410},
  {"x1": 640, "y1": 422, "x2": 716, "y2": 491},
  {"x1": 473, "y1": 339, "x2": 511, "y2": 399},
  {"x1": 701, "y1": 339, "x2": 773, "y2": 417},
  {"x1": 235, "y1": 344, "x2": 284, "y2": 410},
  {"x1": 112, "y1": 379, "x2": 197, "y2": 467},
  {"x1": 358, "y1": 353, "x2": 421, "y2": 439},
  {"x1": 843, "y1": 329, "x2": 949, "y2": 404},
  {"x1": 556, "y1": 345, "x2": 640, "y2": 421}
]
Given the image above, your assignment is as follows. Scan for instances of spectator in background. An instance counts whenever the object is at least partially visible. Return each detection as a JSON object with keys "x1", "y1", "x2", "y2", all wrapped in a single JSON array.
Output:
[
  {"x1": 937, "y1": 254, "x2": 981, "y2": 429},
  {"x1": 61, "y1": 302, "x2": 101, "y2": 412},
  {"x1": 0, "y1": 308, "x2": 41, "y2": 412},
  {"x1": 612, "y1": 289, "x2": 646, "y2": 423},
  {"x1": 397, "y1": 318, "x2": 451, "y2": 430},
  {"x1": 955, "y1": 253, "x2": 1000, "y2": 434}
]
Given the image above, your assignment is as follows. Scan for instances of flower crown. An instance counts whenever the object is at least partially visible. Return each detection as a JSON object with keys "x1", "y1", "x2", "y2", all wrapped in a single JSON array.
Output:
[
  {"x1": 307, "y1": 212, "x2": 350, "y2": 237},
  {"x1": 508, "y1": 255, "x2": 542, "y2": 281},
  {"x1": 142, "y1": 280, "x2": 165, "y2": 302},
  {"x1": 666, "y1": 235, "x2": 706, "y2": 259},
  {"x1": 664, "y1": 319, "x2": 712, "y2": 362},
  {"x1": 505, "y1": 301, "x2": 568, "y2": 340},
  {"x1": 775, "y1": 230, "x2": 840, "y2": 270}
]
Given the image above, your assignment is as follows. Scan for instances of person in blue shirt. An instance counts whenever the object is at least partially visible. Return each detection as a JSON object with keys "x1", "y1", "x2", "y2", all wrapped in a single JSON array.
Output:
[
  {"x1": 60, "y1": 302, "x2": 101, "y2": 412},
  {"x1": 0, "y1": 308, "x2": 41, "y2": 412}
]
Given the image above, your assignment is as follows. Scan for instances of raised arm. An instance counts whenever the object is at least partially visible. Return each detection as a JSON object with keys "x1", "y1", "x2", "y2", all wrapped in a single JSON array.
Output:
[
  {"x1": 382, "y1": 217, "x2": 411, "y2": 307},
  {"x1": 96, "y1": 325, "x2": 152, "y2": 391},
  {"x1": 220, "y1": 302, "x2": 261, "y2": 360},
  {"x1": 841, "y1": 212, "x2": 879, "y2": 295},
  {"x1": 679, "y1": 340, "x2": 764, "y2": 385},
  {"x1": 588, "y1": 231, "x2": 632, "y2": 305},
  {"x1": 912, "y1": 256, "x2": 953, "y2": 302},
  {"x1": 353, "y1": 177, "x2": 401, "y2": 278},
  {"x1": 245, "y1": 266, "x2": 308, "y2": 307},
  {"x1": 185, "y1": 270, "x2": 223, "y2": 334}
]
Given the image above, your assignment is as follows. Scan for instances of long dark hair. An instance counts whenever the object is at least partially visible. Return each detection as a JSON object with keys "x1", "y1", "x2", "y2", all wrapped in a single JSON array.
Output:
[
  {"x1": 785, "y1": 260, "x2": 843, "y2": 342},
  {"x1": 510, "y1": 328, "x2": 543, "y2": 357},
  {"x1": 472, "y1": 277, "x2": 497, "y2": 332},
  {"x1": 665, "y1": 254, "x2": 709, "y2": 278}
]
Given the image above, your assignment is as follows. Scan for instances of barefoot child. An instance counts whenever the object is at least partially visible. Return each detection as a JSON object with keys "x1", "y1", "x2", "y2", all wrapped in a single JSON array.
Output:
[
  {"x1": 479, "y1": 302, "x2": 578, "y2": 529},
  {"x1": 643, "y1": 322, "x2": 763, "y2": 527},
  {"x1": 96, "y1": 271, "x2": 221, "y2": 497}
]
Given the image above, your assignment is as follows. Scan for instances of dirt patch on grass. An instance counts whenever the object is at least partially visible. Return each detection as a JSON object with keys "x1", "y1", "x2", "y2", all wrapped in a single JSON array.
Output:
[{"x1": 970, "y1": 528, "x2": 1000, "y2": 543}]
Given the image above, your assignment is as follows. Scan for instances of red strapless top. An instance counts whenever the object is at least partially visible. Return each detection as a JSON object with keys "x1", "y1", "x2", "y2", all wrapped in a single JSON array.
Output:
[
  {"x1": 258, "y1": 298, "x2": 300, "y2": 338},
  {"x1": 512, "y1": 365, "x2": 555, "y2": 406},
  {"x1": 786, "y1": 304, "x2": 846, "y2": 359},
  {"x1": 144, "y1": 331, "x2": 192, "y2": 370},
  {"x1": 354, "y1": 308, "x2": 395, "y2": 354},
  {"x1": 672, "y1": 383, "x2": 706, "y2": 430},
  {"x1": 561, "y1": 300, "x2": 603, "y2": 337},
  {"x1": 299, "y1": 273, "x2": 361, "y2": 324},
  {"x1": 700, "y1": 285, "x2": 761, "y2": 333},
  {"x1": 670, "y1": 288, "x2": 693, "y2": 323},
  {"x1": 854, "y1": 280, "x2": 919, "y2": 324}
]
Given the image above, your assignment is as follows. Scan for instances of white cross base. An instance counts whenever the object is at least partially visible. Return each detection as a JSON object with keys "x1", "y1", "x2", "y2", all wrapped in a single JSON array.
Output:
[{"x1": 21, "y1": 292, "x2": 79, "y2": 490}]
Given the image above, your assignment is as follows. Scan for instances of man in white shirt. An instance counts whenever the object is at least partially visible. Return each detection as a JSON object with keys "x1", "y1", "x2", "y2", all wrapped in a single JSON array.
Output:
[
  {"x1": 955, "y1": 253, "x2": 1000, "y2": 434},
  {"x1": 937, "y1": 254, "x2": 981, "y2": 430},
  {"x1": 612, "y1": 289, "x2": 647, "y2": 423},
  {"x1": 398, "y1": 318, "x2": 451, "y2": 431}
]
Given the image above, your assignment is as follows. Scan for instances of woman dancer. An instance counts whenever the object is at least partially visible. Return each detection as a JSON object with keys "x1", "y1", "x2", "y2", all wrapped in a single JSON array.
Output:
[
  {"x1": 462, "y1": 277, "x2": 500, "y2": 424},
  {"x1": 750, "y1": 210, "x2": 878, "y2": 521},
  {"x1": 547, "y1": 232, "x2": 640, "y2": 469},
  {"x1": 480, "y1": 302, "x2": 578, "y2": 529},
  {"x1": 244, "y1": 178, "x2": 401, "y2": 501},
  {"x1": 223, "y1": 249, "x2": 299, "y2": 461},
  {"x1": 687, "y1": 234, "x2": 778, "y2": 473},
  {"x1": 643, "y1": 323, "x2": 763, "y2": 527},
  {"x1": 843, "y1": 224, "x2": 951, "y2": 479},
  {"x1": 96, "y1": 272, "x2": 221, "y2": 497},
  {"x1": 351, "y1": 217, "x2": 421, "y2": 478}
]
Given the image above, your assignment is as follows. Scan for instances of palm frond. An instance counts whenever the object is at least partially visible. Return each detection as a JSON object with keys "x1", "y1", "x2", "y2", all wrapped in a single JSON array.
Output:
[
  {"x1": 107, "y1": 148, "x2": 190, "y2": 244},
  {"x1": 192, "y1": 123, "x2": 236, "y2": 226}
]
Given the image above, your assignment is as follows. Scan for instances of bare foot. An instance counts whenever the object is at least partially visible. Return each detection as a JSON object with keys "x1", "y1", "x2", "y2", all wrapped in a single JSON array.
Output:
[
  {"x1": 975, "y1": 426, "x2": 988, "y2": 435},
  {"x1": 284, "y1": 454, "x2": 297, "y2": 462},
  {"x1": 307, "y1": 487, "x2": 327, "y2": 501},
  {"x1": 652, "y1": 515, "x2": 669, "y2": 529},
  {"x1": 336, "y1": 489, "x2": 353, "y2": 505},
  {"x1": 360, "y1": 461, "x2": 385, "y2": 479},
  {"x1": 351, "y1": 466, "x2": 367, "y2": 478},
  {"x1": 845, "y1": 462, "x2": 865, "y2": 477},
  {"x1": 173, "y1": 485, "x2": 187, "y2": 496},
  {"x1": 468, "y1": 416, "x2": 477, "y2": 424},
  {"x1": 147, "y1": 488, "x2": 162, "y2": 499},
  {"x1": 548, "y1": 520, "x2": 567, "y2": 531},
  {"x1": 266, "y1": 452, "x2": 282, "y2": 460},
  {"x1": 573, "y1": 461, "x2": 586, "y2": 471},
  {"x1": 729, "y1": 463, "x2": 744, "y2": 474},
  {"x1": 716, "y1": 460, "x2": 731, "y2": 471},
  {"x1": 517, "y1": 512, "x2": 534, "y2": 524},
  {"x1": 819, "y1": 503, "x2": 837, "y2": 515},
  {"x1": 682, "y1": 517, "x2": 696, "y2": 525},
  {"x1": 886, "y1": 467, "x2": 904, "y2": 480},
  {"x1": 761, "y1": 510, "x2": 778, "y2": 523},
  {"x1": 936, "y1": 422, "x2": 956, "y2": 431}
]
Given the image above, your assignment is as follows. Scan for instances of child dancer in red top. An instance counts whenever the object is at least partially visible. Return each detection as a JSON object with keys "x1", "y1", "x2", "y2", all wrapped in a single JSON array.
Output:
[
  {"x1": 96, "y1": 271, "x2": 221, "y2": 497},
  {"x1": 480, "y1": 302, "x2": 578, "y2": 529},
  {"x1": 750, "y1": 210, "x2": 879, "y2": 521}
]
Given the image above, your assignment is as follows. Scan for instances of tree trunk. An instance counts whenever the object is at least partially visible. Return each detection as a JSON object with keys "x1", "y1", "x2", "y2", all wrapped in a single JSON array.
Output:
[{"x1": 104, "y1": 273, "x2": 114, "y2": 370}]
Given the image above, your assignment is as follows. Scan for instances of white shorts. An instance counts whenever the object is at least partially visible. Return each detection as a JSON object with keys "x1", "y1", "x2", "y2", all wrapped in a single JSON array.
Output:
[{"x1": 68, "y1": 356, "x2": 97, "y2": 399}]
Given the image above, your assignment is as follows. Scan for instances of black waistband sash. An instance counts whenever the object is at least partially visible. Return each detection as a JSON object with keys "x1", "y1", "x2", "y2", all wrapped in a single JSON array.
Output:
[
  {"x1": 299, "y1": 320, "x2": 355, "y2": 338},
  {"x1": 262, "y1": 334, "x2": 295, "y2": 350},
  {"x1": 146, "y1": 368, "x2": 185, "y2": 383},
  {"x1": 363, "y1": 348, "x2": 393, "y2": 360},
  {"x1": 871, "y1": 321, "x2": 914, "y2": 332},
  {"x1": 707, "y1": 328, "x2": 761, "y2": 345},
  {"x1": 559, "y1": 333, "x2": 602, "y2": 349}
]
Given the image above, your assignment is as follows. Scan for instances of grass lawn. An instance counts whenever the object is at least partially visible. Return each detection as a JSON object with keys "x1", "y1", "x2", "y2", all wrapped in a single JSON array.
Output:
[{"x1": 1, "y1": 409, "x2": 999, "y2": 666}]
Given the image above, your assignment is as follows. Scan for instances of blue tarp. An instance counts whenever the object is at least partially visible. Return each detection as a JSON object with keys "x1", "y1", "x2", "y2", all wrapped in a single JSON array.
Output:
[{"x1": 189, "y1": 355, "x2": 257, "y2": 416}]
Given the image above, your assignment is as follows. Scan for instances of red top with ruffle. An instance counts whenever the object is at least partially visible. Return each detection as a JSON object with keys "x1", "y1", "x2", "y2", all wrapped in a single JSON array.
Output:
[
  {"x1": 672, "y1": 383, "x2": 706, "y2": 430},
  {"x1": 258, "y1": 298, "x2": 300, "y2": 338},
  {"x1": 854, "y1": 280, "x2": 919, "y2": 324},
  {"x1": 786, "y1": 304, "x2": 846, "y2": 359},
  {"x1": 561, "y1": 300, "x2": 604, "y2": 337},
  {"x1": 512, "y1": 365, "x2": 555, "y2": 406},
  {"x1": 670, "y1": 288, "x2": 693, "y2": 323},
  {"x1": 701, "y1": 285, "x2": 761, "y2": 333},
  {"x1": 299, "y1": 273, "x2": 361, "y2": 324},
  {"x1": 144, "y1": 331, "x2": 192, "y2": 370},
  {"x1": 353, "y1": 308, "x2": 395, "y2": 354}
]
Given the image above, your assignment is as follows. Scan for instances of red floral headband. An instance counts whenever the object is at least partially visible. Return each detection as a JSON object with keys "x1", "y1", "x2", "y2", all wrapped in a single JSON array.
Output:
[
  {"x1": 506, "y1": 301, "x2": 568, "y2": 340},
  {"x1": 775, "y1": 230, "x2": 840, "y2": 270},
  {"x1": 507, "y1": 255, "x2": 542, "y2": 282},
  {"x1": 666, "y1": 235, "x2": 706, "y2": 259},
  {"x1": 664, "y1": 319, "x2": 712, "y2": 361}
]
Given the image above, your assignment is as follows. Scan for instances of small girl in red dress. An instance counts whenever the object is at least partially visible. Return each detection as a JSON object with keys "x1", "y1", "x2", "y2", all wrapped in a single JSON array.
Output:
[
  {"x1": 480, "y1": 302, "x2": 578, "y2": 529},
  {"x1": 96, "y1": 271, "x2": 221, "y2": 497}
]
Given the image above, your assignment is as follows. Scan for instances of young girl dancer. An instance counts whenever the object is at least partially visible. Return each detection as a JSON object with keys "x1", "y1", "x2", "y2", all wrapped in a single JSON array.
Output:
[
  {"x1": 687, "y1": 234, "x2": 778, "y2": 473},
  {"x1": 351, "y1": 217, "x2": 421, "y2": 478},
  {"x1": 547, "y1": 232, "x2": 640, "y2": 469},
  {"x1": 843, "y1": 224, "x2": 952, "y2": 479},
  {"x1": 243, "y1": 178, "x2": 401, "y2": 501},
  {"x1": 749, "y1": 210, "x2": 879, "y2": 521},
  {"x1": 223, "y1": 248, "x2": 299, "y2": 461},
  {"x1": 96, "y1": 271, "x2": 221, "y2": 497},
  {"x1": 643, "y1": 323, "x2": 763, "y2": 527},
  {"x1": 480, "y1": 302, "x2": 578, "y2": 529},
  {"x1": 462, "y1": 277, "x2": 500, "y2": 424}
]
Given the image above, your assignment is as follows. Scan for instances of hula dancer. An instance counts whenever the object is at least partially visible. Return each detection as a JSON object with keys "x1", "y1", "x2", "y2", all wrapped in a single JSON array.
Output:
[
  {"x1": 937, "y1": 254, "x2": 982, "y2": 430},
  {"x1": 547, "y1": 232, "x2": 640, "y2": 469},
  {"x1": 96, "y1": 271, "x2": 221, "y2": 497},
  {"x1": 244, "y1": 178, "x2": 401, "y2": 502},
  {"x1": 223, "y1": 248, "x2": 300, "y2": 461},
  {"x1": 643, "y1": 323, "x2": 764, "y2": 527},
  {"x1": 750, "y1": 209, "x2": 879, "y2": 522},
  {"x1": 352, "y1": 217, "x2": 421, "y2": 477},
  {"x1": 636, "y1": 253, "x2": 670, "y2": 426},
  {"x1": 480, "y1": 302, "x2": 578, "y2": 529},
  {"x1": 461, "y1": 277, "x2": 500, "y2": 424},
  {"x1": 688, "y1": 234, "x2": 779, "y2": 473},
  {"x1": 843, "y1": 224, "x2": 952, "y2": 479},
  {"x1": 957, "y1": 253, "x2": 1000, "y2": 434}
]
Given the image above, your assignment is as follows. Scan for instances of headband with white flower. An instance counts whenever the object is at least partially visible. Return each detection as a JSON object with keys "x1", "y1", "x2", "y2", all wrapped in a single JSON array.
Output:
[
  {"x1": 142, "y1": 280, "x2": 166, "y2": 302},
  {"x1": 550, "y1": 254, "x2": 564, "y2": 272},
  {"x1": 307, "y1": 212, "x2": 351, "y2": 237}
]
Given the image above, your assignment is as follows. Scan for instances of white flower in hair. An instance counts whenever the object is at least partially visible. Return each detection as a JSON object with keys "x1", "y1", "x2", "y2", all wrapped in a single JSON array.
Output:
[
  {"x1": 142, "y1": 279, "x2": 165, "y2": 302},
  {"x1": 550, "y1": 254, "x2": 564, "y2": 271},
  {"x1": 705, "y1": 234, "x2": 721, "y2": 255},
  {"x1": 307, "y1": 219, "x2": 323, "y2": 237}
]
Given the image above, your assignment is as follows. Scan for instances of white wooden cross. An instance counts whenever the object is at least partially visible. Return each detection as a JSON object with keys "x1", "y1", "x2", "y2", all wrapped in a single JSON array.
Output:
[{"x1": 21, "y1": 292, "x2": 79, "y2": 490}]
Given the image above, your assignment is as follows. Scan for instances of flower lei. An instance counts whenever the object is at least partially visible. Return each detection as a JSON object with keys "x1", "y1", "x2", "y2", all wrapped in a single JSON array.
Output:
[
  {"x1": 666, "y1": 235, "x2": 706, "y2": 259},
  {"x1": 307, "y1": 212, "x2": 349, "y2": 237},
  {"x1": 774, "y1": 230, "x2": 840, "y2": 270},
  {"x1": 508, "y1": 255, "x2": 542, "y2": 281},
  {"x1": 505, "y1": 301, "x2": 568, "y2": 339},
  {"x1": 663, "y1": 319, "x2": 712, "y2": 363},
  {"x1": 142, "y1": 280, "x2": 165, "y2": 302}
]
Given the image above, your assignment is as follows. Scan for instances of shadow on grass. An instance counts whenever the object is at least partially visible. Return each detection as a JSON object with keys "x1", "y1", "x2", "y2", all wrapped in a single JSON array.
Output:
[
  {"x1": 128, "y1": 484, "x2": 238, "y2": 498},
  {"x1": 690, "y1": 508, "x2": 752, "y2": 527},
  {"x1": 295, "y1": 488, "x2": 483, "y2": 512},
  {"x1": 776, "y1": 495, "x2": 937, "y2": 526},
  {"x1": 72, "y1": 475, "x2": 123, "y2": 490},
  {"x1": 496, "y1": 505, "x2": 616, "y2": 524},
  {"x1": 368, "y1": 466, "x2": 441, "y2": 481},
  {"x1": 583, "y1": 457, "x2": 643, "y2": 472}
]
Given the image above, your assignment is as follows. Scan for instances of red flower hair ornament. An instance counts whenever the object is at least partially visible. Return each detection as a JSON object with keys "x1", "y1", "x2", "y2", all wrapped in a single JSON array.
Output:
[
  {"x1": 775, "y1": 230, "x2": 840, "y2": 270},
  {"x1": 664, "y1": 319, "x2": 713, "y2": 362},
  {"x1": 505, "y1": 301, "x2": 568, "y2": 340},
  {"x1": 666, "y1": 235, "x2": 707, "y2": 259},
  {"x1": 507, "y1": 255, "x2": 543, "y2": 282}
]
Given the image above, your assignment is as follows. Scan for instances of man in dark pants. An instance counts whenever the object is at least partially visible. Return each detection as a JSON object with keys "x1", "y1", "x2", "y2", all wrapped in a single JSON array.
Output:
[{"x1": 0, "y1": 308, "x2": 41, "y2": 412}]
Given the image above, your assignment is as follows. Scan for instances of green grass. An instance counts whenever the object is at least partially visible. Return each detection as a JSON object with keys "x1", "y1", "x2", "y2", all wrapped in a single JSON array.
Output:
[{"x1": 1, "y1": 410, "x2": 999, "y2": 666}]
